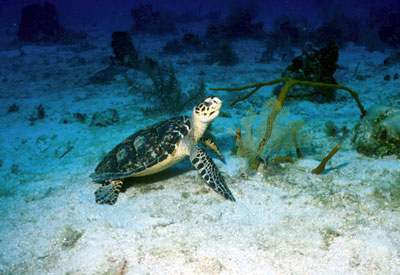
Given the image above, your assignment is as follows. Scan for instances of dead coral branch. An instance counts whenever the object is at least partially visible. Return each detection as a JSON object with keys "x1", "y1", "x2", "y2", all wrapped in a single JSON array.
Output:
[
  {"x1": 312, "y1": 145, "x2": 340, "y2": 174},
  {"x1": 210, "y1": 77, "x2": 366, "y2": 118}
]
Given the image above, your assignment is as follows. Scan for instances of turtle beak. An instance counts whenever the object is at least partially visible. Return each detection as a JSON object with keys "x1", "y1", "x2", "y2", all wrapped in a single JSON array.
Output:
[{"x1": 216, "y1": 100, "x2": 222, "y2": 110}]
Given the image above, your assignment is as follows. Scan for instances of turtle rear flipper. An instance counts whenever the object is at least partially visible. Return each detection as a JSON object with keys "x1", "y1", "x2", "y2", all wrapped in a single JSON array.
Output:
[
  {"x1": 94, "y1": 180, "x2": 123, "y2": 205},
  {"x1": 190, "y1": 146, "x2": 235, "y2": 201}
]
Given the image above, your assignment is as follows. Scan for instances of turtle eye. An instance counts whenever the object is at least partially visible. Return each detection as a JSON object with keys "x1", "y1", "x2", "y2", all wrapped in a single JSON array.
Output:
[{"x1": 203, "y1": 101, "x2": 212, "y2": 107}]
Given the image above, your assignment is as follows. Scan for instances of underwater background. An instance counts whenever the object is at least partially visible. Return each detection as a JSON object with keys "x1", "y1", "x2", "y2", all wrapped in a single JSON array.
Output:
[{"x1": 0, "y1": 0, "x2": 400, "y2": 274}]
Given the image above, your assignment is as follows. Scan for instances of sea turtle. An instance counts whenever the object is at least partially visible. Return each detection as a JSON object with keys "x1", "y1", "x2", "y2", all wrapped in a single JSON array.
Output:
[{"x1": 90, "y1": 96, "x2": 235, "y2": 205}]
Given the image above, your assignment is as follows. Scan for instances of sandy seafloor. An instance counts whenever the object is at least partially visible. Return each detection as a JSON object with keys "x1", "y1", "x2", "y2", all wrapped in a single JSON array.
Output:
[{"x1": 0, "y1": 21, "x2": 400, "y2": 275}]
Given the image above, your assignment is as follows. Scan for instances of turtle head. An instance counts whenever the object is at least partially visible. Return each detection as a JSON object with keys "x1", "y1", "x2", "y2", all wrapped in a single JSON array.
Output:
[
  {"x1": 193, "y1": 96, "x2": 222, "y2": 123},
  {"x1": 191, "y1": 96, "x2": 222, "y2": 142}
]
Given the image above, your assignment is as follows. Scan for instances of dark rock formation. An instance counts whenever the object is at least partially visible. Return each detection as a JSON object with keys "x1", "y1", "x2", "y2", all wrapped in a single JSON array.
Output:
[
  {"x1": 110, "y1": 31, "x2": 139, "y2": 68},
  {"x1": 273, "y1": 41, "x2": 339, "y2": 102},
  {"x1": 17, "y1": 1, "x2": 65, "y2": 42}
]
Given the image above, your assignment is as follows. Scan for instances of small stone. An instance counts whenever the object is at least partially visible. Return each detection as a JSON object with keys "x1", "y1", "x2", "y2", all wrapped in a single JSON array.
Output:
[
  {"x1": 90, "y1": 109, "x2": 120, "y2": 127},
  {"x1": 7, "y1": 103, "x2": 19, "y2": 113},
  {"x1": 37, "y1": 104, "x2": 45, "y2": 119},
  {"x1": 36, "y1": 135, "x2": 49, "y2": 152},
  {"x1": 384, "y1": 74, "x2": 390, "y2": 81},
  {"x1": 325, "y1": 120, "x2": 338, "y2": 137},
  {"x1": 61, "y1": 226, "x2": 83, "y2": 249},
  {"x1": 10, "y1": 164, "x2": 19, "y2": 174},
  {"x1": 60, "y1": 112, "x2": 87, "y2": 124},
  {"x1": 73, "y1": 112, "x2": 87, "y2": 123}
]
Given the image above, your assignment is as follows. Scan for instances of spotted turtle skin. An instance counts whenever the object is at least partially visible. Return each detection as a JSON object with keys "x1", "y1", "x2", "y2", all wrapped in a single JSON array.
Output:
[{"x1": 91, "y1": 116, "x2": 190, "y2": 183}]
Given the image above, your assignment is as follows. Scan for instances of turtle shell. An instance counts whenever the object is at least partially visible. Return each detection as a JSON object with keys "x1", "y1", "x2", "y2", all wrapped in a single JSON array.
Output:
[{"x1": 91, "y1": 116, "x2": 190, "y2": 182}]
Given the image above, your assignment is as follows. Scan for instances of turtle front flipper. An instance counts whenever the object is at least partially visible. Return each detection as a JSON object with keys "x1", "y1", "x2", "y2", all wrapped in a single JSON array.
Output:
[
  {"x1": 190, "y1": 146, "x2": 235, "y2": 201},
  {"x1": 94, "y1": 180, "x2": 123, "y2": 205},
  {"x1": 199, "y1": 136, "x2": 224, "y2": 162}
]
